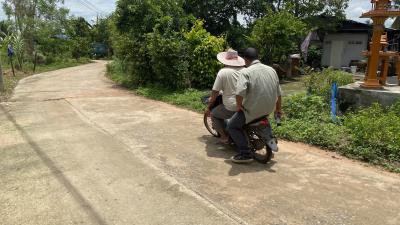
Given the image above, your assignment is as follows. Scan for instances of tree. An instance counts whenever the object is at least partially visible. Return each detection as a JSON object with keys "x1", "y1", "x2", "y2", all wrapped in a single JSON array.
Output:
[
  {"x1": 112, "y1": 0, "x2": 192, "y2": 87},
  {"x1": 66, "y1": 17, "x2": 92, "y2": 60},
  {"x1": 2, "y1": 0, "x2": 69, "y2": 57},
  {"x1": 249, "y1": 10, "x2": 307, "y2": 63},
  {"x1": 92, "y1": 17, "x2": 113, "y2": 58},
  {"x1": 243, "y1": 0, "x2": 349, "y2": 21},
  {"x1": 183, "y1": 0, "x2": 248, "y2": 35},
  {"x1": 184, "y1": 20, "x2": 226, "y2": 88}
]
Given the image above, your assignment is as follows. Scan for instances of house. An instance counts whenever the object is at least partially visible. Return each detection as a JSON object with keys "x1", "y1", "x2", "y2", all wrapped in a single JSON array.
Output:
[{"x1": 318, "y1": 19, "x2": 400, "y2": 69}]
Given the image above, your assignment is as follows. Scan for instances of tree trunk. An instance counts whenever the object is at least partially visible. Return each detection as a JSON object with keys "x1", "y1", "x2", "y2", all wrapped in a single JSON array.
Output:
[
  {"x1": 33, "y1": 51, "x2": 38, "y2": 73},
  {"x1": 10, "y1": 57, "x2": 15, "y2": 77},
  {"x1": 0, "y1": 57, "x2": 4, "y2": 92}
]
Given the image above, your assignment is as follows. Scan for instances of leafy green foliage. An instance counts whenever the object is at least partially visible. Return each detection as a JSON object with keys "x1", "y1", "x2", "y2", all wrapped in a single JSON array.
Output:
[
  {"x1": 71, "y1": 37, "x2": 91, "y2": 60},
  {"x1": 112, "y1": 0, "x2": 226, "y2": 90},
  {"x1": 243, "y1": 0, "x2": 349, "y2": 21},
  {"x1": 344, "y1": 104, "x2": 400, "y2": 163},
  {"x1": 304, "y1": 68, "x2": 354, "y2": 100},
  {"x1": 2, "y1": 0, "x2": 69, "y2": 56},
  {"x1": 283, "y1": 94, "x2": 329, "y2": 121},
  {"x1": 275, "y1": 93, "x2": 349, "y2": 150},
  {"x1": 147, "y1": 24, "x2": 190, "y2": 89},
  {"x1": 183, "y1": 0, "x2": 247, "y2": 35},
  {"x1": 184, "y1": 20, "x2": 226, "y2": 88},
  {"x1": 249, "y1": 10, "x2": 307, "y2": 63},
  {"x1": 275, "y1": 93, "x2": 400, "y2": 172}
]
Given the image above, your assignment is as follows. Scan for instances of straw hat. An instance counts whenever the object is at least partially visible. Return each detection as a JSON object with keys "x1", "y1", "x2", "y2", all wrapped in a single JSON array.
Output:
[{"x1": 217, "y1": 49, "x2": 245, "y2": 67}]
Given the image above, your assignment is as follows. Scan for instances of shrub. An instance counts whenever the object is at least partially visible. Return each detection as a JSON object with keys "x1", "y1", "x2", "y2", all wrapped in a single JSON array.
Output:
[
  {"x1": 283, "y1": 93, "x2": 329, "y2": 121},
  {"x1": 147, "y1": 21, "x2": 190, "y2": 89},
  {"x1": 71, "y1": 37, "x2": 91, "y2": 60},
  {"x1": 304, "y1": 68, "x2": 354, "y2": 100},
  {"x1": 184, "y1": 20, "x2": 226, "y2": 89},
  {"x1": 344, "y1": 104, "x2": 400, "y2": 163},
  {"x1": 277, "y1": 93, "x2": 349, "y2": 150},
  {"x1": 275, "y1": 119, "x2": 350, "y2": 150},
  {"x1": 276, "y1": 94, "x2": 400, "y2": 171}
]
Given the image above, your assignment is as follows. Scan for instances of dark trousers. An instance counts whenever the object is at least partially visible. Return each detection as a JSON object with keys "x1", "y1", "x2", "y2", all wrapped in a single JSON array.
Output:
[
  {"x1": 227, "y1": 111, "x2": 250, "y2": 155},
  {"x1": 211, "y1": 105, "x2": 236, "y2": 136}
]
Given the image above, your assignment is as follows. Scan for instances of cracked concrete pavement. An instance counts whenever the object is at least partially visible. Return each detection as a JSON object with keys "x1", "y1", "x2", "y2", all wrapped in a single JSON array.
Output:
[{"x1": 1, "y1": 61, "x2": 400, "y2": 225}]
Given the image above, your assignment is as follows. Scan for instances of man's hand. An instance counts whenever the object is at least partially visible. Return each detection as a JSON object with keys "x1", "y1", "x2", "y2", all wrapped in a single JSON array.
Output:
[{"x1": 236, "y1": 95, "x2": 244, "y2": 112}]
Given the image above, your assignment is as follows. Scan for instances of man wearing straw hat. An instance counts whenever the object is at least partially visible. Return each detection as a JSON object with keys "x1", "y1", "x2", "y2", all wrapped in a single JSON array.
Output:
[{"x1": 205, "y1": 49, "x2": 245, "y2": 144}]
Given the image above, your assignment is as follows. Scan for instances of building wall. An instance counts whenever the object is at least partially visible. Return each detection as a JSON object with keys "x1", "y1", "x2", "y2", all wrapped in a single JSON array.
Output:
[{"x1": 321, "y1": 33, "x2": 369, "y2": 68}]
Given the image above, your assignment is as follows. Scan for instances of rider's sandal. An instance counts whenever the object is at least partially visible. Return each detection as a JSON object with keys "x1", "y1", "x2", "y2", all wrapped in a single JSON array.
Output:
[{"x1": 217, "y1": 138, "x2": 230, "y2": 145}]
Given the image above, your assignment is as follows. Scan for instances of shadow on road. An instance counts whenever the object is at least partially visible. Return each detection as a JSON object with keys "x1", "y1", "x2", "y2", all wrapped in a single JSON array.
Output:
[
  {"x1": 0, "y1": 104, "x2": 108, "y2": 225},
  {"x1": 199, "y1": 135, "x2": 277, "y2": 176}
]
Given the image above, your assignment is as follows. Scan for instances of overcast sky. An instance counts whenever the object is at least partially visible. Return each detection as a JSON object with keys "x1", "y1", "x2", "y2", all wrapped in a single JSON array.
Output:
[{"x1": 0, "y1": 0, "x2": 394, "y2": 26}]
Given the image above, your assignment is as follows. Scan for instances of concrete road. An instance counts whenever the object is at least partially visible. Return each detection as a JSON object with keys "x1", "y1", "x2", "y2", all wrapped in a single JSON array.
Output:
[{"x1": 1, "y1": 61, "x2": 399, "y2": 225}]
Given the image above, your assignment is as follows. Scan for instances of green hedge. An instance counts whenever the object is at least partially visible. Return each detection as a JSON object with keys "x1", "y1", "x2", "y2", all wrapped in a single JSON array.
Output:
[
  {"x1": 304, "y1": 68, "x2": 354, "y2": 100},
  {"x1": 112, "y1": 0, "x2": 226, "y2": 90}
]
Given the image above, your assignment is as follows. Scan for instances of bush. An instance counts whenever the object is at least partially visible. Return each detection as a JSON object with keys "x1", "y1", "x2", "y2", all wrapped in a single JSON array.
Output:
[
  {"x1": 275, "y1": 119, "x2": 350, "y2": 150},
  {"x1": 277, "y1": 93, "x2": 349, "y2": 150},
  {"x1": 344, "y1": 104, "x2": 400, "y2": 163},
  {"x1": 71, "y1": 37, "x2": 92, "y2": 60},
  {"x1": 184, "y1": 20, "x2": 226, "y2": 89},
  {"x1": 111, "y1": 3, "x2": 226, "y2": 90},
  {"x1": 147, "y1": 21, "x2": 190, "y2": 89},
  {"x1": 283, "y1": 93, "x2": 329, "y2": 121},
  {"x1": 304, "y1": 68, "x2": 354, "y2": 100},
  {"x1": 277, "y1": 93, "x2": 400, "y2": 172}
]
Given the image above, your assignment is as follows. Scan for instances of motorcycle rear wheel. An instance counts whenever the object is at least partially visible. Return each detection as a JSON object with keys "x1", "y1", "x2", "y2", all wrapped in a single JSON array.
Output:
[
  {"x1": 253, "y1": 146, "x2": 273, "y2": 164},
  {"x1": 249, "y1": 133, "x2": 273, "y2": 164},
  {"x1": 204, "y1": 113, "x2": 220, "y2": 137}
]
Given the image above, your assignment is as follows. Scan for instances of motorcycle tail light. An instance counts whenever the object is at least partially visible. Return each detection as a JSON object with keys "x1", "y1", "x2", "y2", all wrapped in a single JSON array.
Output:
[{"x1": 260, "y1": 119, "x2": 269, "y2": 126}]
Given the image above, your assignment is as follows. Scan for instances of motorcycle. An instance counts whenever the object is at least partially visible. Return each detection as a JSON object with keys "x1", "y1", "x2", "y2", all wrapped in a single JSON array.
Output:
[{"x1": 202, "y1": 95, "x2": 278, "y2": 164}]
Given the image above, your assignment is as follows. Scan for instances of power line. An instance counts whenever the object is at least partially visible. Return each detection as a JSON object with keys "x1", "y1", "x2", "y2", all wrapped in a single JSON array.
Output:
[
  {"x1": 71, "y1": 0, "x2": 106, "y2": 16},
  {"x1": 80, "y1": 0, "x2": 107, "y2": 15}
]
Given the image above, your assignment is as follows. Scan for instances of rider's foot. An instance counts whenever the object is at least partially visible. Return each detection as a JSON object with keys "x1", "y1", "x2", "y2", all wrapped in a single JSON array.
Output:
[
  {"x1": 231, "y1": 154, "x2": 254, "y2": 164},
  {"x1": 219, "y1": 137, "x2": 230, "y2": 145}
]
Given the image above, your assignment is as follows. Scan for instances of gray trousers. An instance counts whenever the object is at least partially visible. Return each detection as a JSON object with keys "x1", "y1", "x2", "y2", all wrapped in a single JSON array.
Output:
[{"x1": 211, "y1": 105, "x2": 236, "y2": 136}]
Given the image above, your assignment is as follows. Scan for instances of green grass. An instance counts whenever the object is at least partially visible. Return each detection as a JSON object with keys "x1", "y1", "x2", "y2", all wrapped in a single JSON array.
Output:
[
  {"x1": 0, "y1": 58, "x2": 92, "y2": 102},
  {"x1": 281, "y1": 80, "x2": 307, "y2": 96},
  {"x1": 136, "y1": 87, "x2": 208, "y2": 112}
]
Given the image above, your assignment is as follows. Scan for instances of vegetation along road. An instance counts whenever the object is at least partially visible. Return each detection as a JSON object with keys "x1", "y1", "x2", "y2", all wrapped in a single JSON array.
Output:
[{"x1": 1, "y1": 61, "x2": 400, "y2": 225}]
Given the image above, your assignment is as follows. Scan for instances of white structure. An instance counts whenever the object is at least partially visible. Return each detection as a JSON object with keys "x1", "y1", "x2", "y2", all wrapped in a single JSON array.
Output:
[{"x1": 321, "y1": 33, "x2": 369, "y2": 69}]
